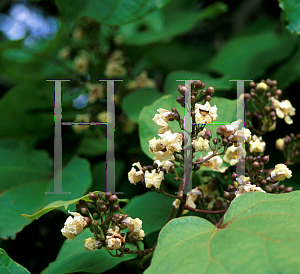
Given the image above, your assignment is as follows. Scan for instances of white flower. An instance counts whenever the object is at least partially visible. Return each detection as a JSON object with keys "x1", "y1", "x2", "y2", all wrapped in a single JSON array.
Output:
[
  {"x1": 249, "y1": 135, "x2": 266, "y2": 153},
  {"x1": 104, "y1": 62, "x2": 126, "y2": 78},
  {"x1": 235, "y1": 183, "x2": 266, "y2": 198},
  {"x1": 158, "y1": 130, "x2": 183, "y2": 153},
  {"x1": 84, "y1": 237, "x2": 101, "y2": 251},
  {"x1": 224, "y1": 144, "x2": 246, "y2": 166},
  {"x1": 152, "y1": 108, "x2": 173, "y2": 132},
  {"x1": 195, "y1": 102, "x2": 218, "y2": 124},
  {"x1": 86, "y1": 83, "x2": 104, "y2": 103},
  {"x1": 256, "y1": 82, "x2": 268, "y2": 91},
  {"x1": 173, "y1": 188, "x2": 202, "y2": 214},
  {"x1": 154, "y1": 157, "x2": 174, "y2": 173},
  {"x1": 275, "y1": 138, "x2": 285, "y2": 151},
  {"x1": 149, "y1": 137, "x2": 172, "y2": 160},
  {"x1": 271, "y1": 97, "x2": 296, "y2": 125},
  {"x1": 129, "y1": 229, "x2": 145, "y2": 241},
  {"x1": 128, "y1": 162, "x2": 144, "y2": 185},
  {"x1": 122, "y1": 217, "x2": 143, "y2": 233},
  {"x1": 106, "y1": 226, "x2": 125, "y2": 250},
  {"x1": 225, "y1": 119, "x2": 242, "y2": 133},
  {"x1": 235, "y1": 128, "x2": 251, "y2": 143},
  {"x1": 144, "y1": 170, "x2": 164, "y2": 188},
  {"x1": 192, "y1": 137, "x2": 209, "y2": 152},
  {"x1": 202, "y1": 152, "x2": 227, "y2": 173},
  {"x1": 61, "y1": 211, "x2": 87, "y2": 240},
  {"x1": 269, "y1": 164, "x2": 292, "y2": 181},
  {"x1": 73, "y1": 50, "x2": 89, "y2": 74}
]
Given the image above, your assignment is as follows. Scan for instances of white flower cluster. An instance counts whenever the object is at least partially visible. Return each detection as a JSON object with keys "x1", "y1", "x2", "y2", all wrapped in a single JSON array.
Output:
[
  {"x1": 271, "y1": 97, "x2": 296, "y2": 125},
  {"x1": 235, "y1": 176, "x2": 266, "y2": 198},
  {"x1": 61, "y1": 211, "x2": 87, "y2": 240}
]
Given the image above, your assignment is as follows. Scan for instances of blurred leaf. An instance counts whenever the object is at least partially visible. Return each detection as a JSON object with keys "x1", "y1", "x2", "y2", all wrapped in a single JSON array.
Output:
[
  {"x1": 0, "y1": 84, "x2": 53, "y2": 141},
  {"x1": 146, "y1": 191, "x2": 300, "y2": 274},
  {"x1": 77, "y1": 135, "x2": 107, "y2": 156},
  {"x1": 119, "y1": 1, "x2": 228, "y2": 45},
  {"x1": 54, "y1": 0, "x2": 172, "y2": 30},
  {"x1": 90, "y1": 160, "x2": 126, "y2": 192},
  {"x1": 123, "y1": 191, "x2": 174, "y2": 235},
  {"x1": 209, "y1": 24, "x2": 298, "y2": 79},
  {"x1": 163, "y1": 71, "x2": 232, "y2": 97},
  {"x1": 122, "y1": 88, "x2": 161, "y2": 123},
  {"x1": 41, "y1": 228, "x2": 139, "y2": 274},
  {"x1": 279, "y1": 0, "x2": 300, "y2": 35},
  {"x1": 0, "y1": 140, "x2": 91, "y2": 239},
  {"x1": 0, "y1": 248, "x2": 30, "y2": 274}
]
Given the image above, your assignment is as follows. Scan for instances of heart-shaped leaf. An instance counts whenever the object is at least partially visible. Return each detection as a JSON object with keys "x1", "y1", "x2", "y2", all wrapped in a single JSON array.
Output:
[
  {"x1": 0, "y1": 249, "x2": 30, "y2": 274},
  {"x1": 145, "y1": 191, "x2": 300, "y2": 274}
]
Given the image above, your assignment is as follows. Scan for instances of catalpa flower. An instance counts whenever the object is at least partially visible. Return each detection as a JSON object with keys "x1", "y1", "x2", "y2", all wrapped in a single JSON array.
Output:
[
  {"x1": 61, "y1": 211, "x2": 87, "y2": 240},
  {"x1": 271, "y1": 97, "x2": 296, "y2": 125},
  {"x1": 268, "y1": 164, "x2": 292, "y2": 182},
  {"x1": 249, "y1": 135, "x2": 266, "y2": 153},
  {"x1": 195, "y1": 102, "x2": 218, "y2": 124}
]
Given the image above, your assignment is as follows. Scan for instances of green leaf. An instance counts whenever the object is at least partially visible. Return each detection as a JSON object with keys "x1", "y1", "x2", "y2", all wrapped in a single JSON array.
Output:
[
  {"x1": 209, "y1": 20, "x2": 298, "y2": 79},
  {"x1": 77, "y1": 135, "x2": 107, "y2": 156},
  {"x1": 146, "y1": 191, "x2": 300, "y2": 274},
  {"x1": 0, "y1": 140, "x2": 92, "y2": 239},
  {"x1": 122, "y1": 88, "x2": 161, "y2": 123},
  {"x1": 119, "y1": 1, "x2": 228, "y2": 45},
  {"x1": 163, "y1": 71, "x2": 232, "y2": 97},
  {"x1": 0, "y1": 248, "x2": 30, "y2": 274},
  {"x1": 54, "y1": 0, "x2": 172, "y2": 30},
  {"x1": 123, "y1": 192, "x2": 174, "y2": 236},
  {"x1": 279, "y1": 0, "x2": 300, "y2": 34},
  {"x1": 139, "y1": 95, "x2": 183, "y2": 160},
  {"x1": 41, "y1": 228, "x2": 138, "y2": 274}
]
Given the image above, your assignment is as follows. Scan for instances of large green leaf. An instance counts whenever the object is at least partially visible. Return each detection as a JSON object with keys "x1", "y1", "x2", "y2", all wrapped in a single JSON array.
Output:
[
  {"x1": 279, "y1": 0, "x2": 300, "y2": 35},
  {"x1": 209, "y1": 21, "x2": 298, "y2": 79},
  {"x1": 54, "y1": 0, "x2": 172, "y2": 30},
  {"x1": 41, "y1": 228, "x2": 139, "y2": 274},
  {"x1": 146, "y1": 191, "x2": 300, "y2": 274},
  {"x1": 123, "y1": 191, "x2": 174, "y2": 236},
  {"x1": 119, "y1": 1, "x2": 228, "y2": 45},
  {"x1": 0, "y1": 140, "x2": 92, "y2": 239},
  {"x1": 122, "y1": 88, "x2": 161, "y2": 123},
  {"x1": 0, "y1": 249, "x2": 30, "y2": 274}
]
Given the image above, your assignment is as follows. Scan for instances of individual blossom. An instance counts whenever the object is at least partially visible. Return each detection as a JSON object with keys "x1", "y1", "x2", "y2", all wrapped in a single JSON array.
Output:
[
  {"x1": 192, "y1": 137, "x2": 209, "y2": 152},
  {"x1": 195, "y1": 102, "x2": 218, "y2": 124},
  {"x1": 152, "y1": 108, "x2": 173, "y2": 133},
  {"x1": 84, "y1": 237, "x2": 101, "y2": 251},
  {"x1": 72, "y1": 27, "x2": 85, "y2": 40},
  {"x1": 72, "y1": 113, "x2": 90, "y2": 133},
  {"x1": 122, "y1": 217, "x2": 142, "y2": 233},
  {"x1": 61, "y1": 211, "x2": 87, "y2": 240},
  {"x1": 271, "y1": 97, "x2": 296, "y2": 125},
  {"x1": 106, "y1": 227, "x2": 125, "y2": 250},
  {"x1": 275, "y1": 138, "x2": 285, "y2": 151},
  {"x1": 224, "y1": 119, "x2": 242, "y2": 138},
  {"x1": 268, "y1": 164, "x2": 292, "y2": 181},
  {"x1": 173, "y1": 188, "x2": 202, "y2": 214},
  {"x1": 235, "y1": 183, "x2": 266, "y2": 198},
  {"x1": 235, "y1": 127, "x2": 251, "y2": 143},
  {"x1": 73, "y1": 50, "x2": 89, "y2": 74},
  {"x1": 144, "y1": 170, "x2": 164, "y2": 188},
  {"x1": 129, "y1": 229, "x2": 145, "y2": 241},
  {"x1": 149, "y1": 137, "x2": 172, "y2": 160},
  {"x1": 158, "y1": 130, "x2": 183, "y2": 153},
  {"x1": 128, "y1": 162, "x2": 144, "y2": 185},
  {"x1": 201, "y1": 152, "x2": 227, "y2": 173},
  {"x1": 126, "y1": 71, "x2": 156, "y2": 89},
  {"x1": 154, "y1": 157, "x2": 175, "y2": 173},
  {"x1": 249, "y1": 135, "x2": 266, "y2": 153},
  {"x1": 256, "y1": 82, "x2": 268, "y2": 91},
  {"x1": 224, "y1": 144, "x2": 246, "y2": 166},
  {"x1": 104, "y1": 61, "x2": 127, "y2": 78},
  {"x1": 86, "y1": 83, "x2": 104, "y2": 103}
]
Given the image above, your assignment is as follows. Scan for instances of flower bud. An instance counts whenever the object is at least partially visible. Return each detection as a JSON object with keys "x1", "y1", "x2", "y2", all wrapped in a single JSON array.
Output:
[
  {"x1": 264, "y1": 106, "x2": 271, "y2": 114},
  {"x1": 262, "y1": 156, "x2": 269, "y2": 163},
  {"x1": 108, "y1": 195, "x2": 118, "y2": 206},
  {"x1": 275, "y1": 89, "x2": 282, "y2": 96},
  {"x1": 206, "y1": 86, "x2": 215, "y2": 95},
  {"x1": 213, "y1": 138, "x2": 217, "y2": 144},
  {"x1": 256, "y1": 156, "x2": 261, "y2": 161},
  {"x1": 84, "y1": 217, "x2": 91, "y2": 225},
  {"x1": 92, "y1": 220, "x2": 99, "y2": 227},
  {"x1": 93, "y1": 212, "x2": 100, "y2": 219},
  {"x1": 97, "y1": 192, "x2": 104, "y2": 198},
  {"x1": 256, "y1": 82, "x2": 268, "y2": 92},
  {"x1": 250, "y1": 82, "x2": 256, "y2": 88},
  {"x1": 87, "y1": 203, "x2": 94, "y2": 208},
  {"x1": 265, "y1": 92, "x2": 271, "y2": 98},
  {"x1": 250, "y1": 91, "x2": 256, "y2": 98},
  {"x1": 81, "y1": 208, "x2": 89, "y2": 215},
  {"x1": 223, "y1": 191, "x2": 231, "y2": 200},
  {"x1": 265, "y1": 185, "x2": 272, "y2": 193},
  {"x1": 228, "y1": 184, "x2": 235, "y2": 192},
  {"x1": 112, "y1": 214, "x2": 120, "y2": 221},
  {"x1": 204, "y1": 195, "x2": 212, "y2": 203},
  {"x1": 205, "y1": 95, "x2": 211, "y2": 102},
  {"x1": 260, "y1": 180, "x2": 267, "y2": 186},
  {"x1": 222, "y1": 138, "x2": 229, "y2": 146},
  {"x1": 205, "y1": 130, "x2": 212, "y2": 138},
  {"x1": 214, "y1": 200, "x2": 223, "y2": 209},
  {"x1": 217, "y1": 125, "x2": 227, "y2": 135},
  {"x1": 278, "y1": 184, "x2": 285, "y2": 192},
  {"x1": 89, "y1": 192, "x2": 98, "y2": 201},
  {"x1": 284, "y1": 187, "x2": 293, "y2": 193},
  {"x1": 105, "y1": 192, "x2": 112, "y2": 199},
  {"x1": 100, "y1": 205, "x2": 107, "y2": 213},
  {"x1": 112, "y1": 204, "x2": 119, "y2": 212},
  {"x1": 252, "y1": 162, "x2": 260, "y2": 169}
]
